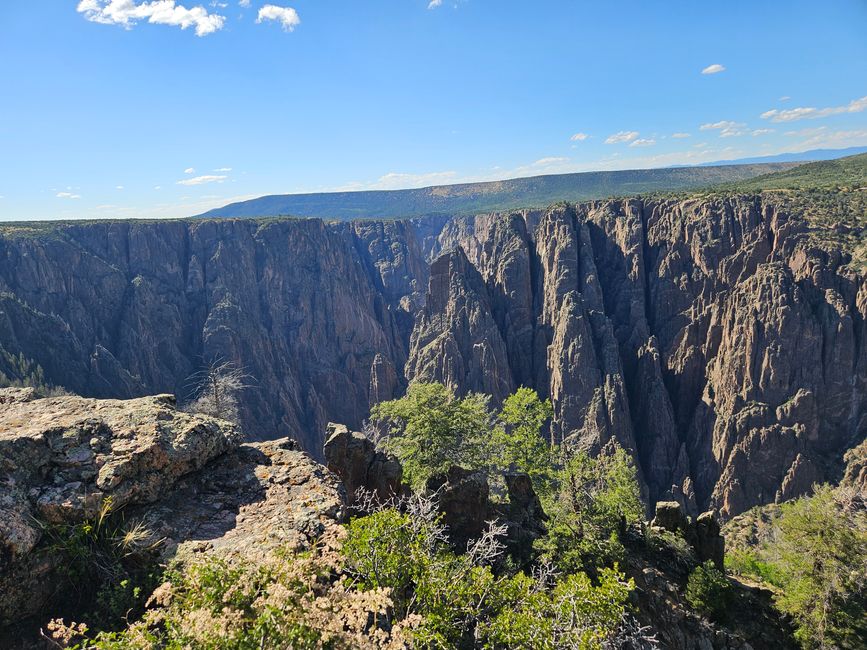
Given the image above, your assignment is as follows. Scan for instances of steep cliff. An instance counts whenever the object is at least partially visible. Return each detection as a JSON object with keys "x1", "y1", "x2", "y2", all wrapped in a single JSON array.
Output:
[{"x1": 0, "y1": 191, "x2": 864, "y2": 520}]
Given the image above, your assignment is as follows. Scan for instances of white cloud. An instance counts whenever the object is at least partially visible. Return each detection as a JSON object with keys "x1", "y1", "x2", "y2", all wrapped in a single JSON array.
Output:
[
  {"x1": 701, "y1": 64, "x2": 725, "y2": 75},
  {"x1": 761, "y1": 95, "x2": 867, "y2": 123},
  {"x1": 154, "y1": 185, "x2": 162, "y2": 190},
  {"x1": 256, "y1": 5, "x2": 300, "y2": 31},
  {"x1": 570, "y1": 132, "x2": 589, "y2": 142},
  {"x1": 699, "y1": 120, "x2": 748, "y2": 137},
  {"x1": 605, "y1": 130, "x2": 639, "y2": 144},
  {"x1": 751, "y1": 129, "x2": 774, "y2": 137},
  {"x1": 214, "y1": 167, "x2": 232, "y2": 172},
  {"x1": 533, "y1": 157, "x2": 570, "y2": 166},
  {"x1": 116, "y1": 185, "x2": 125, "y2": 189},
  {"x1": 671, "y1": 132, "x2": 691, "y2": 138},
  {"x1": 76, "y1": 0, "x2": 226, "y2": 37},
  {"x1": 783, "y1": 126, "x2": 867, "y2": 150},
  {"x1": 57, "y1": 192, "x2": 82, "y2": 199},
  {"x1": 176, "y1": 174, "x2": 227, "y2": 186},
  {"x1": 428, "y1": 0, "x2": 443, "y2": 7},
  {"x1": 184, "y1": 167, "x2": 195, "y2": 174},
  {"x1": 629, "y1": 138, "x2": 656, "y2": 147},
  {"x1": 239, "y1": 0, "x2": 250, "y2": 6},
  {"x1": 779, "y1": 95, "x2": 791, "y2": 102},
  {"x1": 365, "y1": 171, "x2": 458, "y2": 190}
]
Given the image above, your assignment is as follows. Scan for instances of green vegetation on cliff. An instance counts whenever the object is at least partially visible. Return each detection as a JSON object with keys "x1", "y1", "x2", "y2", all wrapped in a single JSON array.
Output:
[
  {"x1": 726, "y1": 485, "x2": 867, "y2": 649},
  {"x1": 713, "y1": 153, "x2": 867, "y2": 268}
]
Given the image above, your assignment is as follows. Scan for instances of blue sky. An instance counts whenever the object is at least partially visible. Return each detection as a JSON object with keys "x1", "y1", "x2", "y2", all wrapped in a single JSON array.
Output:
[{"x1": 0, "y1": 1, "x2": 865, "y2": 220}]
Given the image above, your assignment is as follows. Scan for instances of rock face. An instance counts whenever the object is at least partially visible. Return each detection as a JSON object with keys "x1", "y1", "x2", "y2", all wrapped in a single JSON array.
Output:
[
  {"x1": 0, "y1": 390, "x2": 343, "y2": 626},
  {"x1": 323, "y1": 422, "x2": 403, "y2": 506},
  {"x1": 0, "y1": 194, "x2": 865, "y2": 520}
]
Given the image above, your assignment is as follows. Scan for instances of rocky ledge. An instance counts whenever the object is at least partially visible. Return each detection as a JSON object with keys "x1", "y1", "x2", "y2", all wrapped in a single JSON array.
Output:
[{"x1": 0, "y1": 388, "x2": 344, "y2": 628}]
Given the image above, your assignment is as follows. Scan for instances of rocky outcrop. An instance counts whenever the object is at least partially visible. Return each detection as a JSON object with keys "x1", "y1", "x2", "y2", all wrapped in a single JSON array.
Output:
[
  {"x1": 0, "y1": 390, "x2": 343, "y2": 627},
  {"x1": 0, "y1": 193, "x2": 864, "y2": 521},
  {"x1": 650, "y1": 500, "x2": 725, "y2": 569},
  {"x1": 323, "y1": 422, "x2": 403, "y2": 506}
]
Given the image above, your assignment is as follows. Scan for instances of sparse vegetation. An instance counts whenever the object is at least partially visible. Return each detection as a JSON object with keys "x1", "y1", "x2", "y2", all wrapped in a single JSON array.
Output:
[
  {"x1": 725, "y1": 485, "x2": 867, "y2": 649},
  {"x1": 685, "y1": 561, "x2": 734, "y2": 622},
  {"x1": 183, "y1": 359, "x2": 252, "y2": 425}
]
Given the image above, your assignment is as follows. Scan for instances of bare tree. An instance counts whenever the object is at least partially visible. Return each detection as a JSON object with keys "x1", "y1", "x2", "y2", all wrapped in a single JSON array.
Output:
[{"x1": 183, "y1": 359, "x2": 252, "y2": 424}]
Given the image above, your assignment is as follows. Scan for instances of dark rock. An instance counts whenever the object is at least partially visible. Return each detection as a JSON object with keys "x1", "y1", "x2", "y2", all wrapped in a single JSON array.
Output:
[
  {"x1": 426, "y1": 466, "x2": 492, "y2": 551},
  {"x1": 497, "y1": 473, "x2": 548, "y2": 566},
  {"x1": 651, "y1": 500, "x2": 690, "y2": 534},
  {"x1": 323, "y1": 422, "x2": 404, "y2": 507},
  {"x1": 694, "y1": 511, "x2": 725, "y2": 570}
]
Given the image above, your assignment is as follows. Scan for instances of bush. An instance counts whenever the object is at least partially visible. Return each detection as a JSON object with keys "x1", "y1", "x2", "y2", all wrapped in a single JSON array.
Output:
[
  {"x1": 537, "y1": 446, "x2": 643, "y2": 574},
  {"x1": 685, "y1": 561, "x2": 733, "y2": 622},
  {"x1": 491, "y1": 388, "x2": 556, "y2": 497},
  {"x1": 372, "y1": 382, "x2": 493, "y2": 489}
]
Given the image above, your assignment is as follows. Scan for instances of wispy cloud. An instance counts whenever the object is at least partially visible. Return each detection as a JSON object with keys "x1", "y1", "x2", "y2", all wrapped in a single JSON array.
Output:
[
  {"x1": 184, "y1": 167, "x2": 195, "y2": 174},
  {"x1": 177, "y1": 174, "x2": 228, "y2": 186},
  {"x1": 701, "y1": 64, "x2": 725, "y2": 75},
  {"x1": 239, "y1": 0, "x2": 250, "y2": 6},
  {"x1": 605, "y1": 130, "x2": 639, "y2": 144},
  {"x1": 671, "y1": 132, "x2": 691, "y2": 139},
  {"x1": 570, "y1": 132, "x2": 589, "y2": 142},
  {"x1": 57, "y1": 192, "x2": 82, "y2": 199},
  {"x1": 256, "y1": 5, "x2": 300, "y2": 31},
  {"x1": 214, "y1": 167, "x2": 232, "y2": 172},
  {"x1": 371, "y1": 171, "x2": 458, "y2": 190},
  {"x1": 533, "y1": 157, "x2": 570, "y2": 166},
  {"x1": 76, "y1": 0, "x2": 226, "y2": 36},
  {"x1": 629, "y1": 138, "x2": 656, "y2": 147},
  {"x1": 779, "y1": 95, "x2": 791, "y2": 102},
  {"x1": 428, "y1": 0, "x2": 443, "y2": 7},
  {"x1": 761, "y1": 95, "x2": 867, "y2": 123},
  {"x1": 699, "y1": 120, "x2": 748, "y2": 137},
  {"x1": 784, "y1": 126, "x2": 867, "y2": 149},
  {"x1": 751, "y1": 128, "x2": 774, "y2": 137},
  {"x1": 116, "y1": 185, "x2": 124, "y2": 189}
]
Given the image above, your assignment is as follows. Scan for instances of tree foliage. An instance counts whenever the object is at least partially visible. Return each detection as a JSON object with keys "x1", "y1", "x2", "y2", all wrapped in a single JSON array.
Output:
[
  {"x1": 371, "y1": 383, "x2": 493, "y2": 489},
  {"x1": 727, "y1": 485, "x2": 867, "y2": 649},
  {"x1": 685, "y1": 561, "x2": 733, "y2": 622},
  {"x1": 537, "y1": 446, "x2": 644, "y2": 573}
]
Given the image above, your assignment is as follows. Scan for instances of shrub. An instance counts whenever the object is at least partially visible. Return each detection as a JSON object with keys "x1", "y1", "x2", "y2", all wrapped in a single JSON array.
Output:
[
  {"x1": 371, "y1": 382, "x2": 493, "y2": 489},
  {"x1": 685, "y1": 561, "x2": 733, "y2": 622},
  {"x1": 537, "y1": 445, "x2": 643, "y2": 574},
  {"x1": 492, "y1": 388, "x2": 556, "y2": 497}
]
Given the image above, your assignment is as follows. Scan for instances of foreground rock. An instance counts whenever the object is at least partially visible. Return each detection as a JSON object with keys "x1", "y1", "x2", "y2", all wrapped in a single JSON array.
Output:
[{"x1": 0, "y1": 390, "x2": 343, "y2": 628}]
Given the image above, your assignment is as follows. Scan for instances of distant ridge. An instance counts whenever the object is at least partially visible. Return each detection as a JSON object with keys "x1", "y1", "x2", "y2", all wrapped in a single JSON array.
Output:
[
  {"x1": 196, "y1": 162, "x2": 801, "y2": 221},
  {"x1": 686, "y1": 145, "x2": 867, "y2": 167},
  {"x1": 195, "y1": 147, "x2": 865, "y2": 221}
]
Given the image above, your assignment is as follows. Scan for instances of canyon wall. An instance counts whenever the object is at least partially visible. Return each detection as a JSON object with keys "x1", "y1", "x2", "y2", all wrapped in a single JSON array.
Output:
[{"x1": 1, "y1": 196, "x2": 864, "y2": 518}]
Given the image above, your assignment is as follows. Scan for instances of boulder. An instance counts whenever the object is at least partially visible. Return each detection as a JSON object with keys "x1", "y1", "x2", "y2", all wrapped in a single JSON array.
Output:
[
  {"x1": 0, "y1": 390, "x2": 344, "y2": 627},
  {"x1": 499, "y1": 473, "x2": 548, "y2": 566},
  {"x1": 651, "y1": 500, "x2": 690, "y2": 534},
  {"x1": 427, "y1": 466, "x2": 493, "y2": 551},
  {"x1": 323, "y1": 422, "x2": 403, "y2": 507}
]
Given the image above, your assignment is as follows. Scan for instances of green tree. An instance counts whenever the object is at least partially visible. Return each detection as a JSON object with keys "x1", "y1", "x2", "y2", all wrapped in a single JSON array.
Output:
[
  {"x1": 685, "y1": 561, "x2": 733, "y2": 622},
  {"x1": 768, "y1": 486, "x2": 866, "y2": 649},
  {"x1": 371, "y1": 382, "x2": 492, "y2": 489},
  {"x1": 492, "y1": 387, "x2": 556, "y2": 496},
  {"x1": 538, "y1": 445, "x2": 643, "y2": 573}
]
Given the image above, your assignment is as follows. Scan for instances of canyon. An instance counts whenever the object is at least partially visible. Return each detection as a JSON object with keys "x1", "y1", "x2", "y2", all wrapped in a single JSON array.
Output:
[{"x1": 0, "y1": 192, "x2": 865, "y2": 520}]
